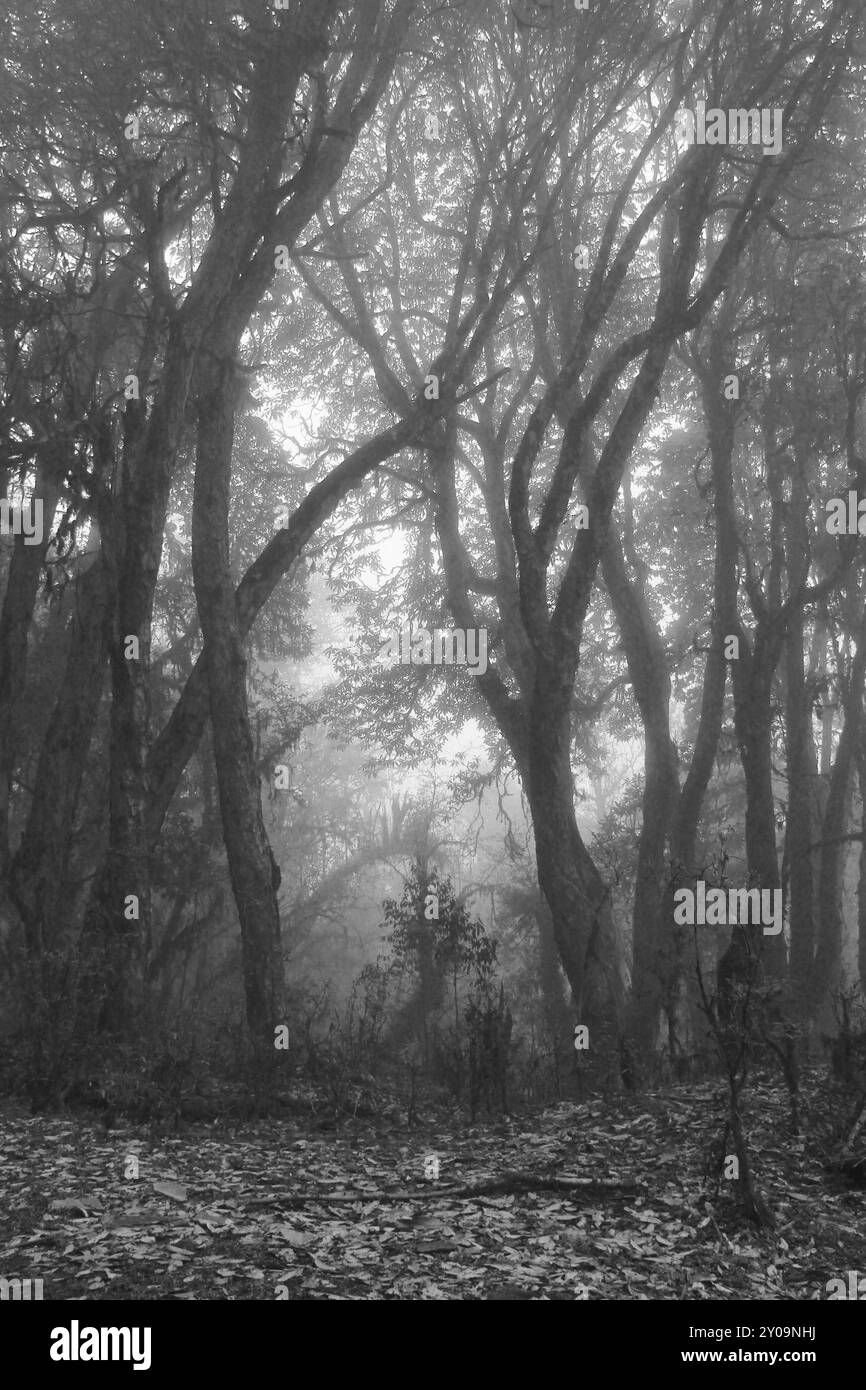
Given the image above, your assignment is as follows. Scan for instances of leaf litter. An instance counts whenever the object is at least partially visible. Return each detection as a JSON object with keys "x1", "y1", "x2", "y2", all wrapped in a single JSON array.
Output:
[{"x1": 0, "y1": 1077, "x2": 864, "y2": 1300}]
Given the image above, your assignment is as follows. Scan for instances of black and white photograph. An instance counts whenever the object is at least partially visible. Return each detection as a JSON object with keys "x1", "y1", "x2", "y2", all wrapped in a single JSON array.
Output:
[{"x1": 1, "y1": 0, "x2": 865, "y2": 1354}]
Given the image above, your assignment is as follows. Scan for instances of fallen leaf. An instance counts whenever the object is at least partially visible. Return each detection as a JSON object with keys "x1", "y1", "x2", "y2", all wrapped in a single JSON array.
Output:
[{"x1": 153, "y1": 1181, "x2": 187, "y2": 1203}]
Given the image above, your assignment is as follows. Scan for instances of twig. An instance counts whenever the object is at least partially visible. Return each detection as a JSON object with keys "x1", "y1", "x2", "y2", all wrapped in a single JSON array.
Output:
[{"x1": 253, "y1": 1174, "x2": 641, "y2": 1207}]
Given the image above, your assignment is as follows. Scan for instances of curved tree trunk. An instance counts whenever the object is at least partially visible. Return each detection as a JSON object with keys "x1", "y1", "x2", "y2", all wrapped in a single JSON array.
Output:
[{"x1": 525, "y1": 677, "x2": 625, "y2": 1046}]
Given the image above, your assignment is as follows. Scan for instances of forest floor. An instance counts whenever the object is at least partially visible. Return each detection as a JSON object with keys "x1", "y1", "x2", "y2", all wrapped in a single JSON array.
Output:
[{"x1": 0, "y1": 1074, "x2": 864, "y2": 1300}]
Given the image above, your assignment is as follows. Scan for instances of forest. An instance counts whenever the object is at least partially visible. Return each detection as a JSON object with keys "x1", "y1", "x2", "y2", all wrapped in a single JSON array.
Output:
[{"x1": 1, "y1": 0, "x2": 866, "y2": 1314}]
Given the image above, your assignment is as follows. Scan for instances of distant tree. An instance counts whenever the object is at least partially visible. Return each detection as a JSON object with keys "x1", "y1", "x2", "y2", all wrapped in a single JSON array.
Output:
[{"x1": 384, "y1": 861, "x2": 497, "y2": 1057}]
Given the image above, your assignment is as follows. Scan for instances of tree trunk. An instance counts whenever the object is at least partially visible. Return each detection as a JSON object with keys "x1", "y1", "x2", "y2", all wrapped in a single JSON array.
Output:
[
  {"x1": 8, "y1": 556, "x2": 109, "y2": 957},
  {"x1": 77, "y1": 334, "x2": 196, "y2": 1036},
  {"x1": 857, "y1": 735, "x2": 866, "y2": 999},
  {"x1": 0, "y1": 465, "x2": 61, "y2": 876},
  {"x1": 736, "y1": 680, "x2": 782, "y2": 897},
  {"x1": 602, "y1": 516, "x2": 679, "y2": 1060},
  {"x1": 668, "y1": 381, "x2": 732, "y2": 1064},
  {"x1": 525, "y1": 677, "x2": 625, "y2": 1046},
  {"x1": 702, "y1": 338, "x2": 786, "y2": 988},
  {"x1": 192, "y1": 356, "x2": 285, "y2": 1049},
  {"x1": 784, "y1": 446, "x2": 817, "y2": 1009},
  {"x1": 147, "y1": 413, "x2": 426, "y2": 842},
  {"x1": 537, "y1": 896, "x2": 571, "y2": 1044},
  {"x1": 813, "y1": 613, "x2": 866, "y2": 1022}
]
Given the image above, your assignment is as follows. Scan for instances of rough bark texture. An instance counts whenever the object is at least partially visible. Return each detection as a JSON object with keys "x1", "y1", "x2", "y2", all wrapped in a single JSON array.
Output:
[
  {"x1": 700, "y1": 327, "x2": 787, "y2": 1001},
  {"x1": 675, "y1": 305, "x2": 738, "y2": 879},
  {"x1": 858, "y1": 735, "x2": 866, "y2": 999},
  {"x1": 813, "y1": 614, "x2": 866, "y2": 1021},
  {"x1": 0, "y1": 466, "x2": 61, "y2": 876},
  {"x1": 77, "y1": 328, "x2": 198, "y2": 1036},
  {"x1": 431, "y1": 146, "x2": 777, "y2": 1043},
  {"x1": 8, "y1": 556, "x2": 109, "y2": 957},
  {"x1": 525, "y1": 674, "x2": 625, "y2": 1041},
  {"x1": 537, "y1": 898, "x2": 572, "y2": 1046},
  {"x1": 192, "y1": 356, "x2": 285, "y2": 1047},
  {"x1": 602, "y1": 517, "x2": 679, "y2": 1059},
  {"x1": 71, "y1": 0, "x2": 415, "y2": 1037},
  {"x1": 784, "y1": 444, "x2": 818, "y2": 1007}
]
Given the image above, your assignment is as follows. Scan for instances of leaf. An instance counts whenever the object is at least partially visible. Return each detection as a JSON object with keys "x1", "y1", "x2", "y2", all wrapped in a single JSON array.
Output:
[
  {"x1": 104, "y1": 1210, "x2": 165, "y2": 1230},
  {"x1": 49, "y1": 1199, "x2": 92, "y2": 1217},
  {"x1": 271, "y1": 1224, "x2": 315, "y2": 1246},
  {"x1": 153, "y1": 1180, "x2": 188, "y2": 1203}
]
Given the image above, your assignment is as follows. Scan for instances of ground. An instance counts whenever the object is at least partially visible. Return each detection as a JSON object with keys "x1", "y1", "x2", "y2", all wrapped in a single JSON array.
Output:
[{"x1": 0, "y1": 1076, "x2": 863, "y2": 1301}]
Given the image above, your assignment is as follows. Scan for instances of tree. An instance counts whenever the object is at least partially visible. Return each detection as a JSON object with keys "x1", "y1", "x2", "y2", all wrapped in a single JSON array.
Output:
[
  {"x1": 1, "y1": 0, "x2": 422, "y2": 1047},
  {"x1": 294, "y1": 0, "x2": 859, "y2": 1053}
]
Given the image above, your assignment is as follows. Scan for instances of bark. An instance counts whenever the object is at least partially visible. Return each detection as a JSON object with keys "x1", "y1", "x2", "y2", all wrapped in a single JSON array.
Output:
[
  {"x1": 734, "y1": 674, "x2": 783, "y2": 894},
  {"x1": 93, "y1": 1, "x2": 349, "y2": 969},
  {"x1": 434, "y1": 157, "x2": 764, "y2": 1039},
  {"x1": 666, "y1": 621, "x2": 728, "y2": 1065},
  {"x1": 720, "y1": 647, "x2": 786, "y2": 999},
  {"x1": 858, "y1": 738, "x2": 866, "y2": 998},
  {"x1": 74, "y1": 0, "x2": 416, "y2": 1037},
  {"x1": 147, "y1": 411, "x2": 429, "y2": 842},
  {"x1": 431, "y1": 413, "x2": 625, "y2": 1032},
  {"x1": 812, "y1": 612, "x2": 866, "y2": 1019},
  {"x1": 674, "y1": 300, "x2": 739, "y2": 880},
  {"x1": 537, "y1": 898, "x2": 571, "y2": 1046},
  {"x1": 8, "y1": 557, "x2": 109, "y2": 956},
  {"x1": 524, "y1": 670, "x2": 625, "y2": 1041},
  {"x1": 0, "y1": 463, "x2": 62, "y2": 875},
  {"x1": 602, "y1": 514, "x2": 679, "y2": 1058},
  {"x1": 192, "y1": 354, "x2": 284, "y2": 1048},
  {"x1": 785, "y1": 445, "x2": 818, "y2": 1007},
  {"x1": 74, "y1": 397, "x2": 436, "y2": 1038},
  {"x1": 0, "y1": 245, "x2": 146, "y2": 951},
  {"x1": 683, "y1": 340, "x2": 736, "y2": 841},
  {"x1": 78, "y1": 327, "x2": 198, "y2": 1035},
  {"x1": 316, "y1": 21, "x2": 846, "y2": 1055},
  {"x1": 668, "y1": 469, "x2": 731, "y2": 1055},
  {"x1": 506, "y1": 159, "x2": 749, "y2": 1026},
  {"x1": 700, "y1": 331, "x2": 787, "y2": 997}
]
